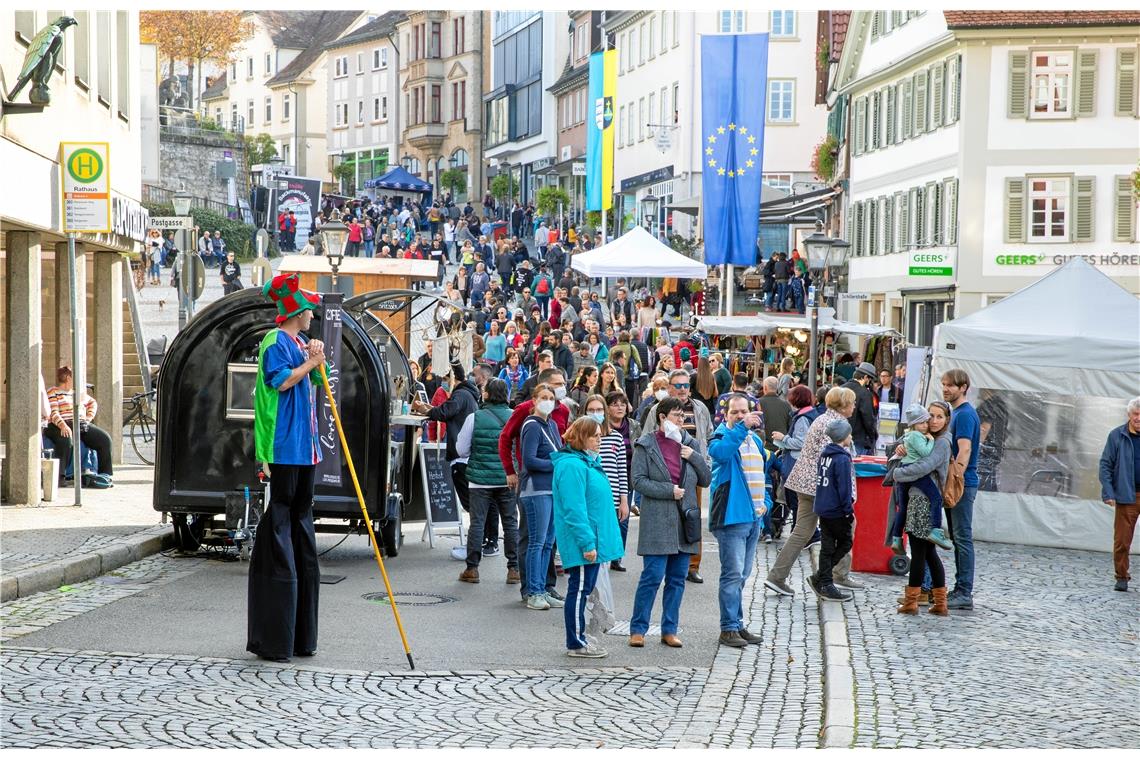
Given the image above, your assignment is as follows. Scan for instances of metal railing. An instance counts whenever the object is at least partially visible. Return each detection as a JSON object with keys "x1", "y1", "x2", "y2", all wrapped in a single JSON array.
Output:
[
  {"x1": 142, "y1": 184, "x2": 243, "y2": 221},
  {"x1": 158, "y1": 106, "x2": 244, "y2": 143}
]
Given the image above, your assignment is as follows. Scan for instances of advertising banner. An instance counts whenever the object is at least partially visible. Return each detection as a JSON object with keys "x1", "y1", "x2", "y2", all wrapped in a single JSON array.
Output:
[{"x1": 273, "y1": 175, "x2": 321, "y2": 249}]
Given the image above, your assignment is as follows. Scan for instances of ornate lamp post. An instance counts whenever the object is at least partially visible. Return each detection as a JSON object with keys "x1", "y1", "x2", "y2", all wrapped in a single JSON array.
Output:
[
  {"x1": 641, "y1": 192, "x2": 659, "y2": 237},
  {"x1": 802, "y1": 220, "x2": 833, "y2": 394},
  {"x1": 320, "y1": 209, "x2": 348, "y2": 291}
]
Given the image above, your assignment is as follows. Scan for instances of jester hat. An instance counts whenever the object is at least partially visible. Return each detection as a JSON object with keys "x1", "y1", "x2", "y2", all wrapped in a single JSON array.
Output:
[{"x1": 263, "y1": 272, "x2": 320, "y2": 324}]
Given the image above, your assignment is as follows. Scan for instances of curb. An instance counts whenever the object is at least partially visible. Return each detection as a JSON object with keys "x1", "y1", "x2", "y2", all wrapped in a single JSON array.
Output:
[
  {"x1": 809, "y1": 547, "x2": 857, "y2": 749},
  {"x1": 1, "y1": 526, "x2": 173, "y2": 602}
]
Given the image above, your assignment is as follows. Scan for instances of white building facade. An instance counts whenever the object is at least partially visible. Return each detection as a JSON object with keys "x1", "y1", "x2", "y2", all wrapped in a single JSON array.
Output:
[
  {"x1": 607, "y1": 10, "x2": 828, "y2": 247},
  {"x1": 836, "y1": 11, "x2": 1139, "y2": 344}
]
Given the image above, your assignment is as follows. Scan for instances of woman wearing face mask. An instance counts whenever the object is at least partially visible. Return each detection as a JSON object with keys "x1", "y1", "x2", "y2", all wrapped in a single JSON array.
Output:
[
  {"x1": 551, "y1": 417, "x2": 623, "y2": 658},
  {"x1": 637, "y1": 374, "x2": 673, "y2": 428},
  {"x1": 586, "y1": 394, "x2": 631, "y2": 571},
  {"x1": 628, "y1": 397, "x2": 712, "y2": 648},
  {"x1": 518, "y1": 384, "x2": 565, "y2": 611}
]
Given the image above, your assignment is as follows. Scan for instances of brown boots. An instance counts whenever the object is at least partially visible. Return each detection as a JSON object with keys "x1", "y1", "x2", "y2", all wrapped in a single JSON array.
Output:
[
  {"x1": 897, "y1": 586, "x2": 921, "y2": 615},
  {"x1": 928, "y1": 587, "x2": 949, "y2": 616}
]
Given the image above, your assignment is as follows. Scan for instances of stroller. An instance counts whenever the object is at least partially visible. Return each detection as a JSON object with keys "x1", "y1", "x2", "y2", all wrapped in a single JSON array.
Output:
[{"x1": 766, "y1": 449, "x2": 793, "y2": 538}]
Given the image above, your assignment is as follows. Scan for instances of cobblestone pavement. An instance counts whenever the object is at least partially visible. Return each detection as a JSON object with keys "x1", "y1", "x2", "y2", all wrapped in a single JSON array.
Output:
[{"x1": 841, "y1": 542, "x2": 1139, "y2": 748}]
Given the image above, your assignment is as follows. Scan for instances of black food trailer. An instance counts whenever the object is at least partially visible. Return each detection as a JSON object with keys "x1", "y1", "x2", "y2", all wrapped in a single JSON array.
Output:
[{"x1": 153, "y1": 288, "x2": 425, "y2": 555}]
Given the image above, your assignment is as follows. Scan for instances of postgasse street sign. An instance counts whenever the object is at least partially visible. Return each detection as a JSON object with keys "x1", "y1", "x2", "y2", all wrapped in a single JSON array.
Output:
[
  {"x1": 149, "y1": 216, "x2": 194, "y2": 230},
  {"x1": 60, "y1": 142, "x2": 111, "y2": 233}
]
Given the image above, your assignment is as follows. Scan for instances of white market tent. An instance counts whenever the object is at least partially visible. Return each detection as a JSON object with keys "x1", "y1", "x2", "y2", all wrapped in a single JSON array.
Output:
[
  {"x1": 569, "y1": 226, "x2": 708, "y2": 278},
  {"x1": 697, "y1": 309, "x2": 900, "y2": 337},
  {"x1": 929, "y1": 257, "x2": 1140, "y2": 553}
]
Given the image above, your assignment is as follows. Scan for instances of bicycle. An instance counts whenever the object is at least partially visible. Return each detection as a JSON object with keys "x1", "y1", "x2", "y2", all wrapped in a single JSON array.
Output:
[{"x1": 123, "y1": 389, "x2": 158, "y2": 465}]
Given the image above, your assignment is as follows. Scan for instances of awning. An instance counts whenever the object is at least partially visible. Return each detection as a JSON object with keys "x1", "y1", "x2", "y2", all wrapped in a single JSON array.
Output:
[
  {"x1": 759, "y1": 186, "x2": 840, "y2": 223},
  {"x1": 669, "y1": 195, "x2": 700, "y2": 216},
  {"x1": 696, "y1": 310, "x2": 898, "y2": 338}
]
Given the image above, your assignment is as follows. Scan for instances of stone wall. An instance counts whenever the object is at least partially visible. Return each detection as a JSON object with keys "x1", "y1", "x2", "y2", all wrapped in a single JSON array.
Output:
[{"x1": 157, "y1": 129, "x2": 248, "y2": 207}]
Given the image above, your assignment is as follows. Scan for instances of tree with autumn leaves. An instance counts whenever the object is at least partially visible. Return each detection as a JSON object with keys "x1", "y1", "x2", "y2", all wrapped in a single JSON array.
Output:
[{"x1": 140, "y1": 10, "x2": 254, "y2": 110}]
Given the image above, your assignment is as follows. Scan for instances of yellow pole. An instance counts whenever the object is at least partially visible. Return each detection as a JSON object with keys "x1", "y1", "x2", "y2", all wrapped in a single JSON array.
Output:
[{"x1": 319, "y1": 364, "x2": 416, "y2": 669}]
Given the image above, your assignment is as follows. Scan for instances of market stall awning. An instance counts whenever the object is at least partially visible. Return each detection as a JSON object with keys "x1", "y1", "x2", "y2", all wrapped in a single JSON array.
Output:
[
  {"x1": 570, "y1": 226, "x2": 708, "y2": 278},
  {"x1": 759, "y1": 186, "x2": 839, "y2": 223},
  {"x1": 696, "y1": 310, "x2": 898, "y2": 337},
  {"x1": 363, "y1": 166, "x2": 433, "y2": 192}
]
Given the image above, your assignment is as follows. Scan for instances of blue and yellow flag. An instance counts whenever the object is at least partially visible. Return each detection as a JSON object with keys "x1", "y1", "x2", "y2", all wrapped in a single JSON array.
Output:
[
  {"x1": 586, "y1": 49, "x2": 616, "y2": 211},
  {"x1": 701, "y1": 34, "x2": 769, "y2": 267}
]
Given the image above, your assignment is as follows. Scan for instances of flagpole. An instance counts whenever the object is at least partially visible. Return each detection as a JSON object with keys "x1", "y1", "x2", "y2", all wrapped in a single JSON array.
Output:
[{"x1": 725, "y1": 264, "x2": 734, "y2": 317}]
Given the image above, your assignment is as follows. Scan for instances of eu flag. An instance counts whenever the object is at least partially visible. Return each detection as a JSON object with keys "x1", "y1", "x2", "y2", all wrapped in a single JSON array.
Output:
[{"x1": 701, "y1": 33, "x2": 769, "y2": 267}]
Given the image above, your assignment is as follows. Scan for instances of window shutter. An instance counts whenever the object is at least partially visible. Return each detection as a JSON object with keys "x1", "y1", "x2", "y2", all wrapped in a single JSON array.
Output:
[
  {"x1": 930, "y1": 63, "x2": 945, "y2": 129},
  {"x1": 891, "y1": 11, "x2": 903, "y2": 28},
  {"x1": 884, "y1": 194, "x2": 895, "y2": 254},
  {"x1": 1008, "y1": 51, "x2": 1029, "y2": 118},
  {"x1": 926, "y1": 182, "x2": 939, "y2": 245},
  {"x1": 944, "y1": 179, "x2": 959, "y2": 246},
  {"x1": 1114, "y1": 175, "x2": 1137, "y2": 242},
  {"x1": 853, "y1": 97, "x2": 865, "y2": 156},
  {"x1": 914, "y1": 70, "x2": 928, "y2": 133},
  {"x1": 947, "y1": 54, "x2": 962, "y2": 123},
  {"x1": 898, "y1": 190, "x2": 910, "y2": 250},
  {"x1": 902, "y1": 79, "x2": 913, "y2": 139},
  {"x1": 1116, "y1": 47, "x2": 1138, "y2": 116},
  {"x1": 911, "y1": 187, "x2": 922, "y2": 248},
  {"x1": 870, "y1": 91, "x2": 880, "y2": 150},
  {"x1": 1004, "y1": 178, "x2": 1026, "y2": 243},
  {"x1": 886, "y1": 86, "x2": 896, "y2": 145},
  {"x1": 871, "y1": 12, "x2": 882, "y2": 40},
  {"x1": 1076, "y1": 50, "x2": 1098, "y2": 117},
  {"x1": 850, "y1": 202, "x2": 862, "y2": 257},
  {"x1": 1072, "y1": 176, "x2": 1095, "y2": 242}
]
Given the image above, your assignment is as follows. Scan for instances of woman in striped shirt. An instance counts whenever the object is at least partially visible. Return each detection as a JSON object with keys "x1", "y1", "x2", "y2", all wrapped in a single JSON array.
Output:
[{"x1": 584, "y1": 394, "x2": 630, "y2": 572}]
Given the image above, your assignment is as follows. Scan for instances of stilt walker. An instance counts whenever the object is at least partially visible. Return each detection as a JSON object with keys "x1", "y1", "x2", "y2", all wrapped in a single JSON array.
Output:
[{"x1": 248, "y1": 273, "x2": 326, "y2": 662}]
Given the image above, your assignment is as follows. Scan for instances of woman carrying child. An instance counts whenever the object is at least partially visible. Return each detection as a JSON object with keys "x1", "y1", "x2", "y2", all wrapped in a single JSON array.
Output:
[{"x1": 888, "y1": 404, "x2": 954, "y2": 554}]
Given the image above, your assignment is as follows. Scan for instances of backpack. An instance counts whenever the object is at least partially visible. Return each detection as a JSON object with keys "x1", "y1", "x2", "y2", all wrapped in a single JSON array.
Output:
[{"x1": 536, "y1": 276, "x2": 550, "y2": 295}]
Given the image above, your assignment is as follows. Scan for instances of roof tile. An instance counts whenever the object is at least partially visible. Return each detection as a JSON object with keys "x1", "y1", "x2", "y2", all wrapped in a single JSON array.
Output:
[{"x1": 944, "y1": 10, "x2": 1140, "y2": 28}]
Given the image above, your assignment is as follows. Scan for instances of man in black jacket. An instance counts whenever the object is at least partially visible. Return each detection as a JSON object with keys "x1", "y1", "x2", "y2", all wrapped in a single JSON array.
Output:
[
  {"x1": 842, "y1": 361, "x2": 880, "y2": 455},
  {"x1": 547, "y1": 331, "x2": 575, "y2": 380},
  {"x1": 413, "y1": 363, "x2": 481, "y2": 512}
]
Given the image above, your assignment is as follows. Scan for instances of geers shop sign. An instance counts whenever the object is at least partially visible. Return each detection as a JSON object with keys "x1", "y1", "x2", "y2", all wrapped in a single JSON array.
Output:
[{"x1": 111, "y1": 194, "x2": 150, "y2": 244}]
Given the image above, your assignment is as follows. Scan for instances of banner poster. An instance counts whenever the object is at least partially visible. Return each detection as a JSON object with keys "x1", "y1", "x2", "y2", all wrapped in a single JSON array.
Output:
[
  {"x1": 274, "y1": 175, "x2": 322, "y2": 249},
  {"x1": 314, "y1": 292, "x2": 344, "y2": 487}
]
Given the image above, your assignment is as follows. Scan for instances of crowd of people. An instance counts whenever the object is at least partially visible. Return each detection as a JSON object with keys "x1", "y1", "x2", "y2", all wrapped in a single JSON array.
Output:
[{"x1": 400, "y1": 240, "x2": 999, "y2": 656}]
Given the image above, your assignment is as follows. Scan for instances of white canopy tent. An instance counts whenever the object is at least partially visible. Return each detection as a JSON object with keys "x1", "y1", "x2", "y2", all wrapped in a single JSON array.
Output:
[
  {"x1": 929, "y1": 258, "x2": 1140, "y2": 553},
  {"x1": 569, "y1": 226, "x2": 708, "y2": 279},
  {"x1": 697, "y1": 309, "x2": 899, "y2": 338}
]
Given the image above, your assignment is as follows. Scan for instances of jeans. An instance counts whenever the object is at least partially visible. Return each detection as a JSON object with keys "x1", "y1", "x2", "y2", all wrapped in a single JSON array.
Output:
[
  {"x1": 43, "y1": 423, "x2": 113, "y2": 477},
  {"x1": 516, "y1": 490, "x2": 557, "y2": 598},
  {"x1": 446, "y1": 240, "x2": 456, "y2": 264},
  {"x1": 520, "y1": 494, "x2": 555, "y2": 597},
  {"x1": 817, "y1": 515, "x2": 854, "y2": 585},
  {"x1": 946, "y1": 486, "x2": 976, "y2": 596},
  {"x1": 617, "y1": 509, "x2": 629, "y2": 553},
  {"x1": 630, "y1": 553, "x2": 690, "y2": 636},
  {"x1": 774, "y1": 280, "x2": 788, "y2": 310},
  {"x1": 713, "y1": 519, "x2": 761, "y2": 632},
  {"x1": 536, "y1": 295, "x2": 550, "y2": 319},
  {"x1": 564, "y1": 563, "x2": 600, "y2": 650},
  {"x1": 767, "y1": 492, "x2": 853, "y2": 584},
  {"x1": 466, "y1": 487, "x2": 518, "y2": 569},
  {"x1": 363, "y1": 239, "x2": 375, "y2": 257}
]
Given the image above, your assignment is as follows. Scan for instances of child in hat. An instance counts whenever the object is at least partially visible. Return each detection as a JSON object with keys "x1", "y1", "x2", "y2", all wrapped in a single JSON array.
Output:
[
  {"x1": 888, "y1": 404, "x2": 952, "y2": 553},
  {"x1": 810, "y1": 418, "x2": 857, "y2": 602}
]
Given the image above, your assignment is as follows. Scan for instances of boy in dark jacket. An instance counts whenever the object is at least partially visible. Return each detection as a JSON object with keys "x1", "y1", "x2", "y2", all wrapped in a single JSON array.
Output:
[{"x1": 810, "y1": 418, "x2": 856, "y2": 602}]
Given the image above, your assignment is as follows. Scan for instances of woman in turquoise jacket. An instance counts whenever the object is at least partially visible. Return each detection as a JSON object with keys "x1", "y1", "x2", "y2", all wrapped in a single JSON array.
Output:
[{"x1": 552, "y1": 417, "x2": 624, "y2": 659}]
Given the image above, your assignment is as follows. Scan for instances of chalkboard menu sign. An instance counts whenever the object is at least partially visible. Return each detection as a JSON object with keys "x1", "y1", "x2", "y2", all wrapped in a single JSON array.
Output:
[{"x1": 418, "y1": 442, "x2": 460, "y2": 527}]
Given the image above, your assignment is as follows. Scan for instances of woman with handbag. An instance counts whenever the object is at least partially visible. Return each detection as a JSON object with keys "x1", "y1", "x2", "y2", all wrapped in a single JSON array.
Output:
[
  {"x1": 891, "y1": 400, "x2": 953, "y2": 615},
  {"x1": 628, "y1": 397, "x2": 712, "y2": 648}
]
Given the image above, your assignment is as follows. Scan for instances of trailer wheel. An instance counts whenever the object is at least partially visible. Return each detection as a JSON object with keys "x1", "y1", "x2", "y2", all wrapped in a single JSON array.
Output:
[
  {"x1": 380, "y1": 493, "x2": 404, "y2": 558},
  {"x1": 172, "y1": 513, "x2": 211, "y2": 552},
  {"x1": 889, "y1": 555, "x2": 910, "y2": 576}
]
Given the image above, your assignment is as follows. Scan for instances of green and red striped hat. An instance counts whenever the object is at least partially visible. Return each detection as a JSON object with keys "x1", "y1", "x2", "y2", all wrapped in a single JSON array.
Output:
[{"x1": 263, "y1": 273, "x2": 320, "y2": 324}]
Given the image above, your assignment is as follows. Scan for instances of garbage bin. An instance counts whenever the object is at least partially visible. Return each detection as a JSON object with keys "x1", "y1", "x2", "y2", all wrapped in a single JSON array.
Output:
[
  {"x1": 491, "y1": 221, "x2": 509, "y2": 241},
  {"x1": 851, "y1": 458, "x2": 905, "y2": 575}
]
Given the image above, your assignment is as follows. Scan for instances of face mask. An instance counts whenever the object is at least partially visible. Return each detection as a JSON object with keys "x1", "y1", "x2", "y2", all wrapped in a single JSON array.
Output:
[
  {"x1": 655, "y1": 389, "x2": 670, "y2": 402},
  {"x1": 588, "y1": 411, "x2": 606, "y2": 425},
  {"x1": 553, "y1": 386, "x2": 567, "y2": 401},
  {"x1": 662, "y1": 420, "x2": 683, "y2": 442},
  {"x1": 536, "y1": 399, "x2": 556, "y2": 416},
  {"x1": 587, "y1": 450, "x2": 601, "y2": 463}
]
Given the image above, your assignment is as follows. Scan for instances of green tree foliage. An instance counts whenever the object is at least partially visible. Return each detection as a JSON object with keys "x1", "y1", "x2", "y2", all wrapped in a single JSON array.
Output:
[
  {"x1": 439, "y1": 168, "x2": 467, "y2": 197},
  {"x1": 244, "y1": 133, "x2": 278, "y2": 167},
  {"x1": 144, "y1": 201, "x2": 258, "y2": 259},
  {"x1": 535, "y1": 186, "x2": 570, "y2": 219},
  {"x1": 490, "y1": 173, "x2": 511, "y2": 201}
]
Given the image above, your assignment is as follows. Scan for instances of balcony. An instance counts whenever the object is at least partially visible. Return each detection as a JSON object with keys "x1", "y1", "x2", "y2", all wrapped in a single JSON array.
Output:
[
  {"x1": 404, "y1": 121, "x2": 447, "y2": 151},
  {"x1": 404, "y1": 57, "x2": 445, "y2": 85}
]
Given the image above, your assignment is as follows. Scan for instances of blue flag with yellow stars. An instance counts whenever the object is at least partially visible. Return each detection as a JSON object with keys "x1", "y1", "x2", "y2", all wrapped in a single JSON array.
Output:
[{"x1": 701, "y1": 33, "x2": 769, "y2": 267}]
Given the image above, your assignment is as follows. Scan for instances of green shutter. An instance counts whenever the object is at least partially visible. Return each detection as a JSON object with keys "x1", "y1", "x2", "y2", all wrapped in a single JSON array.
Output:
[
  {"x1": 914, "y1": 70, "x2": 928, "y2": 133},
  {"x1": 870, "y1": 91, "x2": 880, "y2": 150},
  {"x1": 884, "y1": 195, "x2": 894, "y2": 254},
  {"x1": 1116, "y1": 47, "x2": 1138, "y2": 116},
  {"x1": 948, "y1": 54, "x2": 962, "y2": 123},
  {"x1": 930, "y1": 63, "x2": 945, "y2": 129},
  {"x1": 902, "y1": 78, "x2": 913, "y2": 139},
  {"x1": 1008, "y1": 51, "x2": 1029, "y2": 118},
  {"x1": 911, "y1": 187, "x2": 924, "y2": 247},
  {"x1": 1114, "y1": 175, "x2": 1137, "y2": 242},
  {"x1": 1005, "y1": 178, "x2": 1026, "y2": 243},
  {"x1": 894, "y1": 191, "x2": 905, "y2": 251},
  {"x1": 885, "y1": 86, "x2": 896, "y2": 145},
  {"x1": 871, "y1": 11, "x2": 882, "y2": 40},
  {"x1": 1076, "y1": 50, "x2": 1098, "y2": 117},
  {"x1": 853, "y1": 97, "x2": 865, "y2": 156},
  {"x1": 1072, "y1": 176, "x2": 1095, "y2": 242},
  {"x1": 944, "y1": 179, "x2": 959, "y2": 246},
  {"x1": 851, "y1": 201, "x2": 862, "y2": 257},
  {"x1": 891, "y1": 11, "x2": 903, "y2": 28}
]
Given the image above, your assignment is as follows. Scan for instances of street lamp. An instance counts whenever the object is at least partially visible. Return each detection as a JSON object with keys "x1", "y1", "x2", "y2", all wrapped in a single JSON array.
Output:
[
  {"x1": 802, "y1": 219, "x2": 832, "y2": 395},
  {"x1": 320, "y1": 209, "x2": 348, "y2": 289},
  {"x1": 172, "y1": 192, "x2": 192, "y2": 217},
  {"x1": 641, "y1": 192, "x2": 659, "y2": 236}
]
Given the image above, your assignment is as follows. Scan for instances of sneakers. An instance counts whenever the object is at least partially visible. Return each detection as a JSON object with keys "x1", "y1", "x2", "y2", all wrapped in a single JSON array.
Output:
[
  {"x1": 543, "y1": 592, "x2": 565, "y2": 608},
  {"x1": 567, "y1": 643, "x2": 608, "y2": 658},
  {"x1": 833, "y1": 576, "x2": 865, "y2": 591},
  {"x1": 763, "y1": 534, "x2": 773, "y2": 544},
  {"x1": 890, "y1": 536, "x2": 905, "y2": 555},
  {"x1": 458, "y1": 567, "x2": 479, "y2": 583},
  {"x1": 739, "y1": 628, "x2": 763, "y2": 644},
  {"x1": 506, "y1": 568, "x2": 520, "y2": 584},
  {"x1": 946, "y1": 591, "x2": 974, "y2": 610},
  {"x1": 718, "y1": 630, "x2": 748, "y2": 648},
  {"x1": 1115, "y1": 579, "x2": 1129, "y2": 592},
  {"x1": 450, "y1": 546, "x2": 467, "y2": 561},
  {"x1": 818, "y1": 582, "x2": 851, "y2": 602},
  {"x1": 545, "y1": 588, "x2": 565, "y2": 602},
  {"x1": 526, "y1": 594, "x2": 551, "y2": 610},
  {"x1": 764, "y1": 578, "x2": 795, "y2": 597},
  {"x1": 927, "y1": 528, "x2": 953, "y2": 550},
  {"x1": 482, "y1": 541, "x2": 501, "y2": 557},
  {"x1": 806, "y1": 529, "x2": 822, "y2": 549}
]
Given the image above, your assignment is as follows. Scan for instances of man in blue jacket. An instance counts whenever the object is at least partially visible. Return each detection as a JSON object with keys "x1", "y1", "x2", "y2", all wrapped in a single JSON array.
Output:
[
  {"x1": 1099, "y1": 397, "x2": 1140, "y2": 592},
  {"x1": 708, "y1": 394, "x2": 772, "y2": 648},
  {"x1": 811, "y1": 418, "x2": 856, "y2": 603}
]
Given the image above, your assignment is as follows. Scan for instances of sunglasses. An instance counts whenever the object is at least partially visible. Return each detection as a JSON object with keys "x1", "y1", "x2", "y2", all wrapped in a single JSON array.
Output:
[{"x1": 672, "y1": 383, "x2": 690, "y2": 389}]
